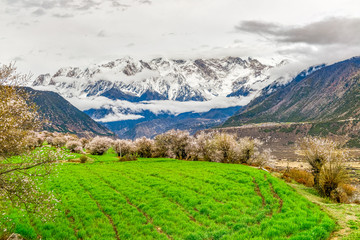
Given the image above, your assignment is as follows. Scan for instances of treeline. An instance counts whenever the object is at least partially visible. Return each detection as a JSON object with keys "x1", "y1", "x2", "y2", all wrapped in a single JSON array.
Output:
[{"x1": 29, "y1": 130, "x2": 271, "y2": 166}]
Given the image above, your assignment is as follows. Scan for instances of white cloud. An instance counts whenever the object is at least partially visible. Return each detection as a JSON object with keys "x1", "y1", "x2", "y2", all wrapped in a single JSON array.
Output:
[
  {"x1": 1, "y1": 0, "x2": 360, "y2": 76},
  {"x1": 66, "y1": 95, "x2": 253, "y2": 121},
  {"x1": 95, "y1": 112, "x2": 144, "y2": 122}
]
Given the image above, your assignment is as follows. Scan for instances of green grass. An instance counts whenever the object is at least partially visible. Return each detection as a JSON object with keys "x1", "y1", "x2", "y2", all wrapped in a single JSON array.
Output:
[
  {"x1": 1, "y1": 156, "x2": 335, "y2": 240},
  {"x1": 289, "y1": 183, "x2": 360, "y2": 240}
]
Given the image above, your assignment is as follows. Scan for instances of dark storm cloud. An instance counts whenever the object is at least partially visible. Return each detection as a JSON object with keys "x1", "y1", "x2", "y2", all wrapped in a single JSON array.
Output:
[{"x1": 236, "y1": 17, "x2": 360, "y2": 45}]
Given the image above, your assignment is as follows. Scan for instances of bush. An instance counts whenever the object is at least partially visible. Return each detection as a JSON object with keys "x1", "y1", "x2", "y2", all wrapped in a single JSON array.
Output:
[
  {"x1": 134, "y1": 137, "x2": 154, "y2": 158},
  {"x1": 119, "y1": 154, "x2": 137, "y2": 162},
  {"x1": 299, "y1": 137, "x2": 350, "y2": 201},
  {"x1": 80, "y1": 138, "x2": 89, "y2": 148},
  {"x1": 319, "y1": 160, "x2": 349, "y2": 199},
  {"x1": 66, "y1": 140, "x2": 83, "y2": 153},
  {"x1": 206, "y1": 133, "x2": 269, "y2": 165},
  {"x1": 87, "y1": 136, "x2": 112, "y2": 155},
  {"x1": 24, "y1": 132, "x2": 44, "y2": 150},
  {"x1": 113, "y1": 139, "x2": 133, "y2": 157},
  {"x1": 193, "y1": 132, "x2": 213, "y2": 161},
  {"x1": 51, "y1": 136, "x2": 67, "y2": 148},
  {"x1": 338, "y1": 183, "x2": 357, "y2": 197},
  {"x1": 79, "y1": 155, "x2": 87, "y2": 163},
  {"x1": 153, "y1": 134, "x2": 171, "y2": 158},
  {"x1": 153, "y1": 130, "x2": 190, "y2": 159},
  {"x1": 209, "y1": 133, "x2": 238, "y2": 163}
]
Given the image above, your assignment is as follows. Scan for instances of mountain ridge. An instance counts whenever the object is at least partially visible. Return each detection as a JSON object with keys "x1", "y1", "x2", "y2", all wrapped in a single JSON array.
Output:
[
  {"x1": 25, "y1": 87, "x2": 114, "y2": 137},
  {"x1": 223, "y1": 56, "x2": 360, "y2": 127}
]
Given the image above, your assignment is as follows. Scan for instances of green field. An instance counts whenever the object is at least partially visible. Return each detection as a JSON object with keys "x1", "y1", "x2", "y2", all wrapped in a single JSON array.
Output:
[{"x1": 1, "y1": 156, "x2": 335, "y2": 240}]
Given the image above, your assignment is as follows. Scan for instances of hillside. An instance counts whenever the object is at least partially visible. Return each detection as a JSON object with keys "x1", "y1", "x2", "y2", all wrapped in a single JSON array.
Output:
[
  {"x1": 25, "y1": 87, "x2": 114, "y2": 137},
  {"x1": 224, "y1": 57, "x2": 360, "y2": 126}
]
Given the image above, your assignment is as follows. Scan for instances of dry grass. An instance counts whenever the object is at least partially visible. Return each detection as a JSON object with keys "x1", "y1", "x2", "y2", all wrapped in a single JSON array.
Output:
[{"x1": 282, "y1": 168, "x2": 314, "y2": 187}]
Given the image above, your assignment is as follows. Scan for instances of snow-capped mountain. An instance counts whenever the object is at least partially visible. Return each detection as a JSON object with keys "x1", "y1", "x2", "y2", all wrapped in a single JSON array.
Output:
[
  {"x1": 31, "y1": 56, "x2": 289, "y2": 138},
  {"x1": 32, "y1": 56, "x2": 284, "y2": 102}
]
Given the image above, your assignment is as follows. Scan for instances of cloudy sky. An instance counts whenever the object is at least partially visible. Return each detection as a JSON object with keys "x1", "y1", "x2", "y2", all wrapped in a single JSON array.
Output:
[{"x1": 1, "y1": 0, "x2": 360, "y2": 76}]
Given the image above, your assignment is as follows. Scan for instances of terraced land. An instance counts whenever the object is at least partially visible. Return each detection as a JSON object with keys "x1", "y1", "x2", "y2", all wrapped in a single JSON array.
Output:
[{"x1": 1, "y1": 158, "x2": 335, "y2": 239}]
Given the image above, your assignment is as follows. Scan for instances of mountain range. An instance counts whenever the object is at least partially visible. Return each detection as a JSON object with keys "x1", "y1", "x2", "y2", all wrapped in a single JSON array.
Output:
[
  {"x1": 30, "y1": 56, "x2": 288, "y2": 138},
  {"x1": 224, "y1": 57, "x2": 360, "y2": 126},
  {"x1": 26, "y1": 55, "x2": 360, "y2": 147}
]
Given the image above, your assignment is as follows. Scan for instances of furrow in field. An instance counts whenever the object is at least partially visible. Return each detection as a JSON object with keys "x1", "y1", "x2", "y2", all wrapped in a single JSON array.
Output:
[
  {"x1": 125, "y1": 164, "x2": 272, "y2": 217},
  {"x1": 146, "y1": 162, "x2": 275, "y2": 211},
  {"x1": 267, "y1": 176, "x2": 283, "y2": 214},
  {"x1": 94, "y1": 164, "x2": 270, "y2": 232},
  {"x1": 93, "y1": 166, "x2": 234, "y2": 233},
  {"x1": 84, "y1": 166, "x2": 173, "y2": 240},
  {"x1": 64, "y1": 209, "x2": 79, "y2": 237},
  {"x1": 67, "y1": 166, "x2": 167, "y2": 240},
  {"x1": 252, "y1": 177, "x2": 266, "y2": 207},
  {"x1": 81, "y1": 165, "x2": 206, "y2": 239},
  {"x1": 76, "y1": 180, "x2": 120, "y2": 240}
]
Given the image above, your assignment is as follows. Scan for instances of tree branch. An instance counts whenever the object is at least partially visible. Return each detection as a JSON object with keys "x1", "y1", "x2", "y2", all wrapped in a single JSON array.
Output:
[{"x1": 0, "y1": 160, "x2": 55, "y2": 176}]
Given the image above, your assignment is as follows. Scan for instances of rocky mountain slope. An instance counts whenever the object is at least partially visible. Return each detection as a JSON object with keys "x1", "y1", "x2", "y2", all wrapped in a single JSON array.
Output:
[
  {"x1": 30, "y1": 56, "x2": 288, "y2": 138},
  {"x1": 224, "y1": 57, "x2": 360, "y2": 126},
  {"x1": 25, "y1": 87, "x2": 114, "y2": 137}
]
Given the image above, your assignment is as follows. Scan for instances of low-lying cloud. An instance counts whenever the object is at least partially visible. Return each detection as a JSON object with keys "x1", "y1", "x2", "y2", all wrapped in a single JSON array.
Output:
[{"x1": 65, "y1": 95, "x2": 254, "y2": 122}]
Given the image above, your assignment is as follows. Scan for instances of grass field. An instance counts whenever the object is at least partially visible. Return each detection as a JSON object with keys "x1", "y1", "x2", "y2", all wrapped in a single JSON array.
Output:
[{"x1": 1, "y1": 152, "x2": 335, "y2": 240}]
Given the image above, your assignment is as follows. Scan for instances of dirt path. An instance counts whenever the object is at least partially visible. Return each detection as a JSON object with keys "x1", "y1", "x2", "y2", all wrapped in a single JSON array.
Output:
[{"x1": 288, "y1": 183, "x2": 360, "y2": 240}]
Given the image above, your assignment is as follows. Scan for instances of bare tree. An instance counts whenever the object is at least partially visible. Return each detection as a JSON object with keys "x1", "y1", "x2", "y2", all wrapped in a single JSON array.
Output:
[{"x1": 299, "y1": 137, "x2": 350, "y2": 200}]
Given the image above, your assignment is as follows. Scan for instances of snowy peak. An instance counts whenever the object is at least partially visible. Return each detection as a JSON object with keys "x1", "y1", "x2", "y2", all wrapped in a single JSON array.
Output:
[{"x1": 32, "y1": 56, "x2": 281, "y2": 102}]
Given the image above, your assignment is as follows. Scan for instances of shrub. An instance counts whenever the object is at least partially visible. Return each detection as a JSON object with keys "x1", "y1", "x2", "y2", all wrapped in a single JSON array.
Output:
[
  {"x1": 87, "y1": 136, "x2": 112, "y2": 155},
  {"x1": 119, "y1": 154, "x2": 137, "y2": 162},
  {"x1": 237, "y1": 137, "x2": 257, "y2": 164},
  {"x1": 153, "y1": 134, "x2": 171, "y2": 158},
  {"x1": 329, "y1": 184, "x2": 358, "y2": 203},
  {"x1": 113, "y1": 139, "x2": 133, "y2": 157},
  {"x1": 209, "y1": 133, "x2": 238, "y2": 163},
  {"x1": 194, "y1": 132, "x2": 213, "y2": 161},
  {"x1": 338, "y1": 183, "x2": 357, "y2": 197},
  {"x1": 66, "y1": 140, "x2": 83, "y2": 153},
  {"x1": 184, "y1": 136, "x2": 200, "y2": 161},
  {"x1": 166, "y1": 130, "x2": 190, "y2": 160},
  {"x1": 319, "y1": 160, "x2": 349, "y2": 199},
  {"x1": 24, "y1": 132, "x2": 44, "y2": 150},
  {"x1": 79, "y1": 155, "x2": 87, "y2": 163},
  {"x1": 134, "y1": 137, "x2": 154, "y2": 158},
  {"x1": 249, "y1": 148, "x2": 272, "y2": 167},
  {"x1": 80, "y1": 138, "x2": 89, "y2": 148},
  {"x1": 299, "y1": 137, "x2": 350, "y2": 201},
  {"x1": 51, "y1": 136, "x2": 67, "y2": 148},
  {"x1": 153, "y1": 130, "x2": 190, "y2": 159}
]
